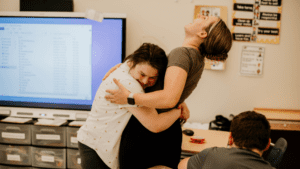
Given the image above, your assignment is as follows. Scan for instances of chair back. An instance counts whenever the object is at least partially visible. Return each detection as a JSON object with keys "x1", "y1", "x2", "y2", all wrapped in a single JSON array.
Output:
[{"x1": 266, "y1": 137, "x2": 287, "y2": 168}]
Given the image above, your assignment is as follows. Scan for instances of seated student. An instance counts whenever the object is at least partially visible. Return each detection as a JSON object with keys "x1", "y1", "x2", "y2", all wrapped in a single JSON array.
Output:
[{"x1": 178, "y1": 111, "x2": 275, "y2": 169}]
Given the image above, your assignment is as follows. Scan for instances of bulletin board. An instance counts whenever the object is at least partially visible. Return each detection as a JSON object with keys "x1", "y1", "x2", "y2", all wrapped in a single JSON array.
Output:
[
  {"x1": 194, "y1": 6, "x2": 228, "y2": 70},
  {"x1": 231, "y1": 0, "x2": 282, "y2": 44}
]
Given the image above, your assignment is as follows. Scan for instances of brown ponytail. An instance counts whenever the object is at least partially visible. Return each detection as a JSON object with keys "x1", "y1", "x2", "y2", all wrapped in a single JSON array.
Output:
[{"x1": 199, "y1": 20, "x2": 233, "y2": 61}]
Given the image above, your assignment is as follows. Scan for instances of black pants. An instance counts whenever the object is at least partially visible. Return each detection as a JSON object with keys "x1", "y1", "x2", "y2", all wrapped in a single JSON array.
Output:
[
  {"x1": 78, "y1": 141, "x2": 110, "y2": 169},
  {"x1": 119, "y1": 116, "x2": 182, "y2": 169}
]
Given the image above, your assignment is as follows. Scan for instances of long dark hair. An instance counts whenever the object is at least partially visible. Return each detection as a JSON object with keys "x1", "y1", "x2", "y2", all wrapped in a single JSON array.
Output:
[
  {"x1": 199, "y1": 19, "x2": 233, "y2": 61},
  {"x1": 124, "y1": 43, "x2": 168, "y2": 89}
]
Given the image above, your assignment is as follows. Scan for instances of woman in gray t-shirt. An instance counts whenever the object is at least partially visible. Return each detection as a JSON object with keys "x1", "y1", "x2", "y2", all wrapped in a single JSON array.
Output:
[{"x1": 105, "y1": 14, "x2": 233, "y2": 168}]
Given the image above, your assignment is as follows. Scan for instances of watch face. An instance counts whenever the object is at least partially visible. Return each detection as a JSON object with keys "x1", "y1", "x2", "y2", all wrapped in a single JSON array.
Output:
[{"x1": 128, "y1": 98, "x2": 135, "y2": 105}]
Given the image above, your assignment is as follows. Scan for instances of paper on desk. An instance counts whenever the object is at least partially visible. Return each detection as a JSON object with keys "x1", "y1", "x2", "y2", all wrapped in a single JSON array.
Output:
[
  {"x1": 35, "y1": 118, "x2": 67, "y2": 126},
  {"x1": 1, "y1": 117, "x2": 33, "y2": 123}
]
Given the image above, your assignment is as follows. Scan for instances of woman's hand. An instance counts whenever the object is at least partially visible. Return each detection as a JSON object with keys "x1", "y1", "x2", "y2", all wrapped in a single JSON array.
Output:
[
  {"x1": 178, "y1": 102, "x2": 190, "y2": 123},
  {"x1": 102, "y1": 63, "x2": 122, "y2": 81},
  {"x1": 105, "y1": 78, "x2": 130, "y2": 104}
]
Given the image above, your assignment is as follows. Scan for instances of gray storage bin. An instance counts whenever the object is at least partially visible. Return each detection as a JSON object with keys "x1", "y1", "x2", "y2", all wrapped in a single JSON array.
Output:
[
  {"x1": 32, "y1": 147, "x2": 66, "y2": 168},
  {"x1": 0, "y1": 123, "x2": 32, "y2": 145},
  {"x1": 0, "y1": 144, "x2": 32, "y2": 166},
  {"x1": 66, "y1": 127, "x2": 79, "y2": 148},
  {"x1": 0, "y1": 165, "x2": 33, "y2": 169},
  {"x1": 67, "y1": 149, "x2": 81, "y2": 169},
  {"x1": 32, "y1": 125, "x2": 66, "y2": 147}
]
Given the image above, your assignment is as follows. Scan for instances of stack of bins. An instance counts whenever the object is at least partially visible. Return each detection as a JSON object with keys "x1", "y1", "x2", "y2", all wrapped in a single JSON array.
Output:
[
  {"x1": 0, "y1": 120, "x2": 33, "y2": 169},
  {"x1": 31, "y1": 123, "x2": 67, "y2": 168},
  {"x1": 66, "y1": 121, "x2": 84, "y2": 169}
]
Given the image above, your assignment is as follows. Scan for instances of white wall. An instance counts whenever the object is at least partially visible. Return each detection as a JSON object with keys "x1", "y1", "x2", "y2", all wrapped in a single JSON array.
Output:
[{"x1": 1, "y1": 0, "x2": 299, "y2": 123}]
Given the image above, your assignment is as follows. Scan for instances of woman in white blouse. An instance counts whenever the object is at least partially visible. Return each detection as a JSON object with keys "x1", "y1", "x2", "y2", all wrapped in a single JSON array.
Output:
[{"x1": 77, "y1": 43, "x2": 185, "y2": 169}]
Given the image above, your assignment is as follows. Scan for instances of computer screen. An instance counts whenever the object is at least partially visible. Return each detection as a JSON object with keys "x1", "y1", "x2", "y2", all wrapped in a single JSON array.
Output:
[{"x1": 0, "y1": 12, "x2": 126, "y2": 112}]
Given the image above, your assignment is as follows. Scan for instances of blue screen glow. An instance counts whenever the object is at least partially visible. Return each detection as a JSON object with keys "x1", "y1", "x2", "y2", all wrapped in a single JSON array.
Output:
[{"x1": 0, "y1": 16, "x2": 125, "y2": 110}]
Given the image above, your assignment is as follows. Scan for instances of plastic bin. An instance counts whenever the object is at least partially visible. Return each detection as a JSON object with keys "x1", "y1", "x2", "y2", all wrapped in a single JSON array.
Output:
[
  {"x1": 32, "y1": 125, "x2": 66, "y2": 147},
  {"x1": 0, "y1": 144, "x2": 32, "y2": 166},
  {"x1": 31, "y1": 147, "x2": 66, "y2": 168},
  {"x1": 0, "y1": 165, "x2": 33, "y2": 169},
  {"x1": 67, "y1": 149, "x2": 81, "y2": 169},
  {"x1": 0, "y1": 123, "x2": 32, "y2": 145},
  {"x1": 66, "y1": 127, "x2": 80, "y2": 148}
]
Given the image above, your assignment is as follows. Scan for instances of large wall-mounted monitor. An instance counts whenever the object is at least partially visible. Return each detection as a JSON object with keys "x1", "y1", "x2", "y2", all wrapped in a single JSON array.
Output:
[{"x1": 0, "y1": 12, "x2": 126, "y2": 119}]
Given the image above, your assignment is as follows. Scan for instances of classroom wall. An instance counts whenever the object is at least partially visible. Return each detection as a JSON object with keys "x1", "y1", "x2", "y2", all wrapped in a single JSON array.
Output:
[{"x1": 1, "y1": 0, "x2": 299, "y2": 123}]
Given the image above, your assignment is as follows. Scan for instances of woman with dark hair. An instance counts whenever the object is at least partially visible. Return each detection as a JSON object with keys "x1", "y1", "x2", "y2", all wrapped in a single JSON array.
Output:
[
  {"x1": 77, "y1": 43, "x2": 185, "y2": 169},
  {"x1": 104, "y1": 14, "x2": 233, "y2": 168}
]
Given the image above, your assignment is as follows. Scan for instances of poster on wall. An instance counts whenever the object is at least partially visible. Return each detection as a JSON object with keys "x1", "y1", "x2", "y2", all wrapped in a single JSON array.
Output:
[
  {"x1": 240, "y1": 45, "x2": 265, "y2": 76},
  {"x1": 232, "y1": 0, "x2": 282, "y2": 44},
  {"x1": 194, "y1": 5, "x2": 228, "y2": 70}
]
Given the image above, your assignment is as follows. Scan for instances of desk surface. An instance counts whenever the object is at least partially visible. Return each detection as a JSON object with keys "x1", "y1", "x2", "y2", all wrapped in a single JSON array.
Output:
[{"x1": 181, "y1": 128, "x2": 230, "y2": 154}]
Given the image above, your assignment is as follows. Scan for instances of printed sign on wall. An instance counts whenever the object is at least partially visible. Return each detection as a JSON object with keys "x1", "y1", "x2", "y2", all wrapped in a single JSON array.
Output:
[
  {"x1": 232, "y1": 0, "x2": 282, "y2": 44},
  {"x1": 240, "y1": 46, "x2": 265, "y2": 76},
  {"x1": 194, "y1": 5, "x2": 228, "y2": 70}
]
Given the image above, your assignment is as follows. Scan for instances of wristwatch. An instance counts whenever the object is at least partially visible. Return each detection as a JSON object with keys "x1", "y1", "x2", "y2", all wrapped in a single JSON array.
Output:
[{"x1": 127, "y1": 93, "x2": 135, "y2": 105}]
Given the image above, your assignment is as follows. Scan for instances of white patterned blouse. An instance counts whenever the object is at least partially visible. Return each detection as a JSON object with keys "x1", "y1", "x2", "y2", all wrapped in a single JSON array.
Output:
[{"x1": 77, "y1": 61, "x2": 144, "y2": 169}]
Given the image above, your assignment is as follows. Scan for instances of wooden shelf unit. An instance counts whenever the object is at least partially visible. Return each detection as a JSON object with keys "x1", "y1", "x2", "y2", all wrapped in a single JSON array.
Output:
[{"x1": 254, "y1": 108, "x2": 300, "y2": 131}]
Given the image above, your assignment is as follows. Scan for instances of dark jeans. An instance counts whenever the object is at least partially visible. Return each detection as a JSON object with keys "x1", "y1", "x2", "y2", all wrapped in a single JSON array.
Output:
[{"x1": 78, "y1": 141, "x2": 110, "y2": 169}]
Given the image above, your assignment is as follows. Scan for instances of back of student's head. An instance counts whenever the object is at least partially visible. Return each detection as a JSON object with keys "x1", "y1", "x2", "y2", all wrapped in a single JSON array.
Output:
[
  {"x1": 230, "y1": 111, "x2": 271, "y2": 151},
  {"x1": 124, "y1": 43, "x2": 168, "y2": 83},
  {"x1": 199, "y1": 19, "x2": 233, "y2": 61}
]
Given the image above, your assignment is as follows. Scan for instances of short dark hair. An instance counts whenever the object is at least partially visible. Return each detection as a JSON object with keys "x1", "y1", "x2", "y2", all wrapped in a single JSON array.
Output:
[
  {"x1": 230, "y1": 111, "x2": 271, "y2": 151},
  {"x1": 199, "y1": 19, "x2": 233, "y2": 61},
  {"x1": 124, "y1": 43, "x2": 168, "y2": 84}
]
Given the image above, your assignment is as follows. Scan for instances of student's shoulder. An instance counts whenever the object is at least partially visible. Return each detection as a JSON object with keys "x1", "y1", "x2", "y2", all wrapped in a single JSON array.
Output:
[
  {"x1": 202, "y1": 147, "x2": 232, "y2": 157},
  {"x1": 102, "y1": 64, "x2": 141, "y2": 87},
  {"x1": 108, "y1": 63, "x2": 133, "y2": 80},
  {"x1": 210, "y1": 147, "x2": 243, "y2": 154}
]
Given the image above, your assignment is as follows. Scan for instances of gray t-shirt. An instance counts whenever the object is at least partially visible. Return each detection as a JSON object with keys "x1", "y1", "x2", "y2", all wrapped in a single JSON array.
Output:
[
  {"x1": 188, "y1": 147, "x2": 275, "y2": 169},
  {"x1": 167, "y1": 47, "x2": 205, "y2": 106}
]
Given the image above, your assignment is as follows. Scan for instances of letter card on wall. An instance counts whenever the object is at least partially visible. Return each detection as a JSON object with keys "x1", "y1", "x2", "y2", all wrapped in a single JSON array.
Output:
[{"x1": 232, "y1": 0, "x2": 282, "y2": 44}]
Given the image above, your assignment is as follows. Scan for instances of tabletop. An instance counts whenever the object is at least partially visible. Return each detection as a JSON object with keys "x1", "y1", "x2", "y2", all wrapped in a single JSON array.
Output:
[{"x1": 181, "y1": 128, "x2": 230, "y2": 154}]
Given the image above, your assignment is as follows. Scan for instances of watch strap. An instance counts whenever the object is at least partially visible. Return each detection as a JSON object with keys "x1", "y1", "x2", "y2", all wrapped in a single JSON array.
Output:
[
  {"x1": 127, "y1": 93, "x2": 135, "y2": 105},
  {"x1": 128, "y1": 93, "x2": 134, "y2": 99}
]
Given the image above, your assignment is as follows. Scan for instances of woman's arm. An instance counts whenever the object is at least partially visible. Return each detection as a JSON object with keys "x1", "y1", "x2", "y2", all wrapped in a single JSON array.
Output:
[
  {"x1": 126, "y1": 105, "x2": 181, "y2": 133},
  {"x1": 105, "y1": 66, "x2": 188, "y2": 108},
  {"x1": 178, "y1": 157, "x2": 190, "y2": 169},
  {"x1": 179, "y1": 102, "x2": 190, "y2": 122}
]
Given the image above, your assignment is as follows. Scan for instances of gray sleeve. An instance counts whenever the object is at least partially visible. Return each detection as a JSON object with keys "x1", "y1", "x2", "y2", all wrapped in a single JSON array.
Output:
[
  {"x1": 187, "y1": 148, "x2": 210, "y2": 169},
  {"x1": 167, "y1": 47, "x2": 191, "y2": 74}
]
